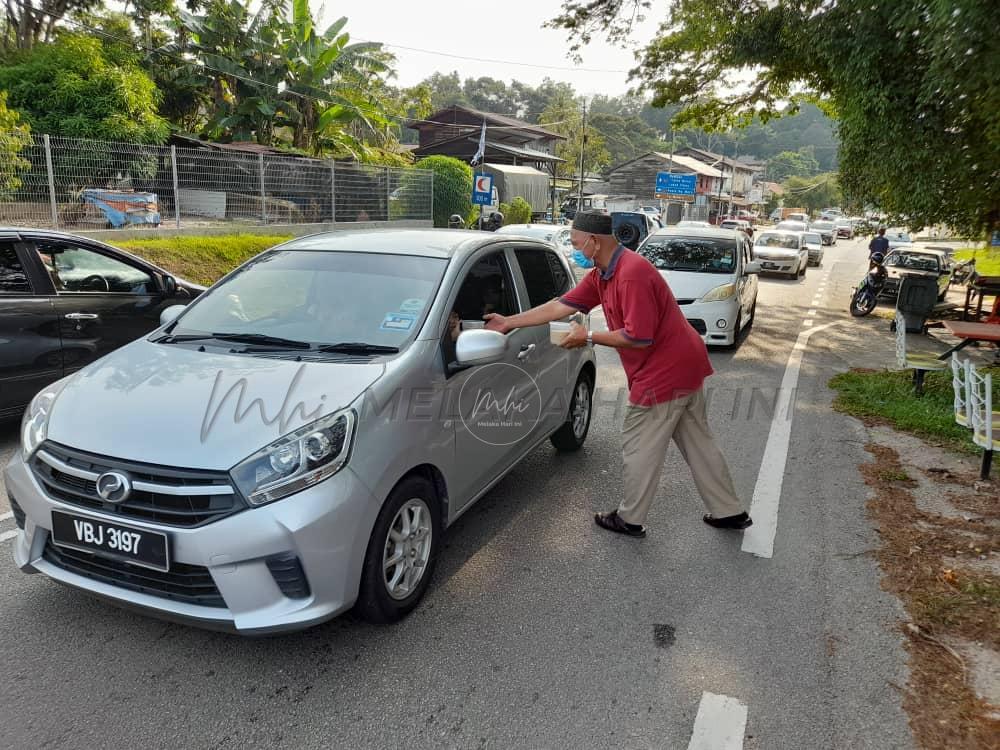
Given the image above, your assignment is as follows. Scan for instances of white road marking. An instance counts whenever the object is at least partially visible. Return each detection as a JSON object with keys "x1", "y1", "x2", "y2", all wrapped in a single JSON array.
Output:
[
  {"x1": 686, "y1": 692, "x2": 748, "y2": 750},
  {"x1": 0, "y1": 529, "x2": 18, "y2": 543},
  {"x1": 0, "y1": 511, "x2": 12, "y2": 522},
  {"x1": 743, "y1": 320, "x2": 842, "y2": 558},
  {"x1": 807, "y1": 309, "x2": 817, "y2": 317}
]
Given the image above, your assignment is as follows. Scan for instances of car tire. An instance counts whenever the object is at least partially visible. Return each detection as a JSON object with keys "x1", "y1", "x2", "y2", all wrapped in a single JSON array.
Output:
[
  {"x1": 355, "y1": 475, "x2": 442, "y2": 624},
  {"x1": 726, "y1": 310, "x2": 744, "y2": 350},
  {"x1": 799, "y1": 259, "x2": 807, "y2": 278},
  {"x1": 550, "y1": 371, "x2": 593, "y2": 452}
]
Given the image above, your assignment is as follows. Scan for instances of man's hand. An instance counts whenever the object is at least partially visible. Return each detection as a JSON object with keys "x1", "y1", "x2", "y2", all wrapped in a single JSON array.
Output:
[
  {"x1": 559, "y1": 321, "x2": 589, "y2": 349},
  {"x1": 484, "y1": 313, "x2": 511, "y2": 334}
]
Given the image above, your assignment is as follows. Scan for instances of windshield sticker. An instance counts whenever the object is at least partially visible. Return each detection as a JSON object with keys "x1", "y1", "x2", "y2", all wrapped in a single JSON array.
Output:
[
  {"x1": 398, "y1": 298, "x2": 425, "y2": 314},
  {"x1": 380, "y1": 312, "x2": 416, "y2": 332}
]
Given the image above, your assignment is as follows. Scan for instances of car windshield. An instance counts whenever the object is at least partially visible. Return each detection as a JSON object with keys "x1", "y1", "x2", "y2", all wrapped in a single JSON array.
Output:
[
  {"x1": 803, "y1": 233, "x2": 822, "y2": 244},
  {"x1": 640, "y1": 236, "x2": 737, "y2": 273},
  {"x1": 167, "y1": 250, "x2": 447, "y2": 351},
  {"x1": 811, "y1": 222, "x2": 834, "y2": 230},
  {"x1": 756, "y1": 233, "x2": 800, "y2": 249},
  {"x1": 885, "y1": 253, "x2": 939, "y2": 272}
]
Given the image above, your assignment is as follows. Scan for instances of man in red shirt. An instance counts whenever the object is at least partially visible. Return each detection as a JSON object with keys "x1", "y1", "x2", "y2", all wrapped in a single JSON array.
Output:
[{"x1": 485, "y1": 210, "x2": 751, "y2": 537}]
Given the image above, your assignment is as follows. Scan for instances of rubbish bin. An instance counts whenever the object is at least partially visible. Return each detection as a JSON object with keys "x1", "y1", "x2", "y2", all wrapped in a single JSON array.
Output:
[{"x1": 896, "y1": 274, "x2": 939, "y2": 332}]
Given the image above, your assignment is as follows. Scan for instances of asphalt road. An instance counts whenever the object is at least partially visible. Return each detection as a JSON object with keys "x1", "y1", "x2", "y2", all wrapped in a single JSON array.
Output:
[{"x1": 0, "y1": 237, "x2": 914, "y2": 749}]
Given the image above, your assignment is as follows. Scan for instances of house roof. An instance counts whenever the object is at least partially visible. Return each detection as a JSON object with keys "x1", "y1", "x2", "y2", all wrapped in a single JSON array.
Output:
[
  {"x1": 676, "y1": 146, "x2": 756, "y2": 172},
  {"x1": 607, "y1": 151, "x2": 722, "y2": 178},
  {"x1": 407, "y1": 104, "x2": 566, "y2": 141},
  {"x1": 412, "y1": 134, "x2": 564, "y2": 164},
  {"x1": 762, "y1": 181, "x2": 785, "y2": 196}
]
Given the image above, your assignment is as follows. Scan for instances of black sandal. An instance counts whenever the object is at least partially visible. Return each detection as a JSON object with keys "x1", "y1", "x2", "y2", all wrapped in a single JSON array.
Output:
[
  {"x1": 594, "y1": 510, "x2": 646, "y2": 538},
  {"x1": 703, "y1": 512, "x2": 753, "y2": 530}
]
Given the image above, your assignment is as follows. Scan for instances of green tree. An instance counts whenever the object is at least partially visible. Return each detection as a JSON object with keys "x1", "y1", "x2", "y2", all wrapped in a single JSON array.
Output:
[
  {"x1": 0, "y1": 33, "x2": 169, "y2": 143},
  {"x1": 0, "y1": 92, "x2": 31, "y2": 198},
  {"x1": 539, "y1": 94, "x2": 609, "y2": 179},
  {"x1": 414, "y1": 155, "x2": 472, "y2": 228},
  {"x1": 499, "y1": 197, "x2": 532, "y2": 225},
  {"x1": 766, "y1": 150, "x2": 821, "y2": 181},
  {"x1": 783, "y1": 173, "x2": 842, "y2": 215},
  {"x1": 549, "y1": 0, "x2": 1000, "y2": 233}
]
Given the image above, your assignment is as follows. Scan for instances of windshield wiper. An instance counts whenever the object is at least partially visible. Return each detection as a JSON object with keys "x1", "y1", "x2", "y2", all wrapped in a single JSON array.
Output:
[
  {"x1": 317, "y1": 342, "x2": 400, "y2": 354},
  {"x1": 153, "y1": 332, "x2": 311, "y2": 349}
]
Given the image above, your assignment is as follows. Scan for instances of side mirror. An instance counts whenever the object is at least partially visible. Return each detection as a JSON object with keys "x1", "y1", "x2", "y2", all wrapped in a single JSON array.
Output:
[
  {"x1": 745, "y1": 261, "x2": 761, "y2": 275},
  {"x1": 162, "y1": 275, "x2": 178, "y2": 296},
  {"x1": 159, "y1": 304, "x2": 186, "y2": 327},
  {"x1": 456, "y1": 329, "x2": 507, "y2": 366}
]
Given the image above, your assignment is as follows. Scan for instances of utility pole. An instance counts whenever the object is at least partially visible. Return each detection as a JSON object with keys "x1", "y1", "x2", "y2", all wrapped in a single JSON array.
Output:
[{"x1": 576, "y1": 99, "x2": 587, "y2": 214}]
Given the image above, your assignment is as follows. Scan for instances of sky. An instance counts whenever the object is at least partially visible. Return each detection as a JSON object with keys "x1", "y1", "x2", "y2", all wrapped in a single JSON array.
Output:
[{"x1": 316, "y1": 0, "x2": 659, "y2": 97}]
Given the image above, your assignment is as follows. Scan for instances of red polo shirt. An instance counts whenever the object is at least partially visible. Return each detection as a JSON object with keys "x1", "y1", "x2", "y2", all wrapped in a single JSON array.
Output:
[{"x1": 560, "y1": 246, "x2": 714, "y2": 405}]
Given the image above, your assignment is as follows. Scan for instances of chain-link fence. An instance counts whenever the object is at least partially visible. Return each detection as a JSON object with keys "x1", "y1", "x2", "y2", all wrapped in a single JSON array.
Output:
[{"x1": 0, "y1": 133, "x2": 433, "y2": 231}]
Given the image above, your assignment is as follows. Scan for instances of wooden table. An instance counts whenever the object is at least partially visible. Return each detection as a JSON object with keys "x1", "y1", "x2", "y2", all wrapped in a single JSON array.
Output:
[
  {"x1": 937, "y1": 320, "x2": 1000, "y2": 360},
  {"x1": 962, "y1": 275, "x2": 1000, "y2": 321}
]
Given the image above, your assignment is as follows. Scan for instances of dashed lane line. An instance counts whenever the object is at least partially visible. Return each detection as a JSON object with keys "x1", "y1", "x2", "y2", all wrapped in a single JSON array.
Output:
[
  {"x1": 686, "y1": 692, "x2": 748, "y2": 750},
  {"x1": 0, "y1": 529, "x2": 18, "y2": 543},
  {"x1": 742, "y1": 320, "x2": 843, "y2": 559}
]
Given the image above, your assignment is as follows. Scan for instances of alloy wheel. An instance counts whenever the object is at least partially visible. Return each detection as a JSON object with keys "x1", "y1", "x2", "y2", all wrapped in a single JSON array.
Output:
[{"x1": 382, "y1": 498, "x2": 433, "y2": 600}]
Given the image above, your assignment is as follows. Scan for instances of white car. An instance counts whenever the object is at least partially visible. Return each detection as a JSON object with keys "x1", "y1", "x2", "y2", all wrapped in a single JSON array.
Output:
[
  {"x1": 677, "y1": 220, "x2": 712, "y2": 228},
  {"x1": 494, "y1": 223, "x2": 573, "y2": 257},
  {"x1": 753, "y1": 230, "x2": 809, "y2": 279},
  {"x1": 637, "y1": 227, "x2": 760, "y2": 347},
  {"x1": 776, "y1": 220, "x2": 809, "y2": 233},
  {"x1": 802, "y1": 231, "x2": 824, "y2": 266}
]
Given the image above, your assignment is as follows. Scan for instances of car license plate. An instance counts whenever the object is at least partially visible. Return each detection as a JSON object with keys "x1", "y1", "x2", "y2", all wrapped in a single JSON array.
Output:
[
  {"x1": 762, "y1": 262, "x2": 779, "y2": 269},
  {"x1": 50, "y1": 510, "x2": 169, "y2": 571}
]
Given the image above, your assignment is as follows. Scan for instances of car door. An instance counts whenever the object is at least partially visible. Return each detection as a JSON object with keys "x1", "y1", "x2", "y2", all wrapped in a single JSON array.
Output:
[
  {"x1": 30, "y1": 238, "x2": 167, "y2": 374},
  {"x1": 439, "y1": 248, "x2": 544, "y2": 511},
  {"x1": 738, "y1": 237, "x2": 758, "y2": 318},
  {"x1": 511, "y1": 244, "x2": 577, "y2": 434},
  {"x1": 0, "y1": 240, "x2": 64, "y2": 419}
]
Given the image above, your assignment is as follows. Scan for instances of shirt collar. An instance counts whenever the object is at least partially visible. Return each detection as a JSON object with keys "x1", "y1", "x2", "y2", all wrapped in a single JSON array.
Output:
[{"x1": 600, "y1": 245, "x2": 626, "y2": 281}]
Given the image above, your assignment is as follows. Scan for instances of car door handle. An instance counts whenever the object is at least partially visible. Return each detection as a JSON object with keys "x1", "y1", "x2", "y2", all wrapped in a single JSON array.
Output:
[
  {"x1": 517, "y1": 343, "x2": 535, "y2": 360},
  {"x1": 63, "y1": 313, "x2": 100, "y2": 320}
]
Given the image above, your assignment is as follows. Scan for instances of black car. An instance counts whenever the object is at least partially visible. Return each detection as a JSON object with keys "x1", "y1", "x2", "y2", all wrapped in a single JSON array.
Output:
[{"x1": 0, "y1": 228, "x2": 204, "y2": 420}]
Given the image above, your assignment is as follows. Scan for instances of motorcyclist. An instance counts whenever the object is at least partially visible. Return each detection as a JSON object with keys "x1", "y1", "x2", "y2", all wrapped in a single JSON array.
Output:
[{"x1": 868, "y1": 227, "x2": 889, "y2": 258}]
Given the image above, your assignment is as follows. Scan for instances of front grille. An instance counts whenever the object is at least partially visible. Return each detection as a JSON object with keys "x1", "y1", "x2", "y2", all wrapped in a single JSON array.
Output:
[
  {"x1": 31, "y1": 442, "x2": 244, "y2": 528},
  {"x1": 266, "y1": 554, "x2": 311, "y2": 599},
  {"x1": 688, "y1": 318, "x2": 707, "y2": 335},
  {"x1": 9, "y1": 494, "x2": 26, "y2": 529},
  {"x1": 43, "y1": 538, "x2": 226, "y2": 608}
]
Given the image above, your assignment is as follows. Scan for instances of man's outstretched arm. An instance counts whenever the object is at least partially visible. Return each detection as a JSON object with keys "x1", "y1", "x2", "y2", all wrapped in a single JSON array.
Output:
[{"x1": 484, "y1": 299, "x2": 579, "y2": 333}]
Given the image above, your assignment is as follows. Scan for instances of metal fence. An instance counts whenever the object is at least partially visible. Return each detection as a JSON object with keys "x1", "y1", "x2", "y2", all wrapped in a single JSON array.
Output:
[{"x1": 0, "y1": 133, "x2": 433, "y2": 231}]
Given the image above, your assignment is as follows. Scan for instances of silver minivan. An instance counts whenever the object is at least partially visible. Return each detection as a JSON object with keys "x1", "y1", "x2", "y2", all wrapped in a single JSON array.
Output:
[{"x1": 4, "y1": 229, "x2": 596, "y2": 634}]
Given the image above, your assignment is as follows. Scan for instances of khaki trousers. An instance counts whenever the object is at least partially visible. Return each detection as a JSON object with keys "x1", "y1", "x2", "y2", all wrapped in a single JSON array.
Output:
[{"x1": 617, "y1": 388, "x2": 744, "y2": 525}]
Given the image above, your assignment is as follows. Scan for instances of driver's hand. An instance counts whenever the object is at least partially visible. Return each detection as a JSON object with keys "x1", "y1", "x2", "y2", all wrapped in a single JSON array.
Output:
[{"x1": 484, "y1": 313, "x2": 509, "y2": 333}]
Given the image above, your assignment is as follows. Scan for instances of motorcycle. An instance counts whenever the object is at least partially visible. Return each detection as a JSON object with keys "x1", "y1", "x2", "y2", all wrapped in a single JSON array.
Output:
[{"x1": 850, "y1": 253, "x2": 888, "y2": 316}]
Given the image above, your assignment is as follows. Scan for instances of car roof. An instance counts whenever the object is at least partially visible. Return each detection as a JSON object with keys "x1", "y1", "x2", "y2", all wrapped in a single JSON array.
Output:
[
  {"x1": 757, "y1": 229, "x2": 802, "y2": 237},
  {"x1": 276, "y1": 228, "x2": 539, "y2": 259},
  {"x1": 648, "y1": 227, "x2": 742, "y2": 240}
]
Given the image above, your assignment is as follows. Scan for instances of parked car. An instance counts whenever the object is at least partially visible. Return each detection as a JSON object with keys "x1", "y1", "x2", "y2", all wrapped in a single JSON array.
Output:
[
  {"x1": 776, "y1": 220, "x2": 809, "y2": 233},
  {"x1": 0, "y1": 228, "x2": 204, "y2": 421},
  {"x1": 677, "y1": 220, "x2": 712, "y2": 228},
  {"x1": 637, "y1": 227, "x2": 759, "y2": 347},
  {"x1": 802, "y1": 231, "x2": 825, "y2": 266},
  {"x1": 809, "y1": 220, "x2": 838, "y2": 245},
  {"x1": 752, "y1": 230, "x2": 809, "y2": 279},
  {"x1": 886, "y1": 231, "x2": 913, "y2": 251},
  {"x1": 787, "y1": 212, "x2": 810, "y2": 224},
  {"x1": 880, "y1": 247, "x2": 953, "y2": 301},
  {"x1": 4, "y1": 229, "x2": 597, "y2": 633},
  {"x1": 495, "y1": 223, "x2": 573, "y2": 257},
  {"x1": 834, "y1": 219, "x2": 855, "y2": 239}
]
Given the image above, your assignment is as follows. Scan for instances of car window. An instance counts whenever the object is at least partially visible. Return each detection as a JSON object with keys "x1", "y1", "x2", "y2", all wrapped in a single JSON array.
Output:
[
  {"x1": 173, "y1": 250, "x2": 447, "y2": 350},
  {"x1": 0, "y1": 242, "x2": 32, "y2": 294},
  {"x1": 886, "y1": 253, "x2": 939, "y2": 272},
  {"x1": 756, "y1": 233, "x2": 800, "y2": 249},
  {"x1": 452, "y1": 252, "x2": 519, "y2": 323},
  {"x1": 35, "y1": 241, "x2": 154, "y2": 294},
  {"x1": 640, "y1": 236, "x2": 737, "y2": 274},
  {"x1": 515, "y1": 248, "x2": 571, "y2": 306},
  {"x1": 804, "y1": 233, "x2": 822, "y2": 244}
]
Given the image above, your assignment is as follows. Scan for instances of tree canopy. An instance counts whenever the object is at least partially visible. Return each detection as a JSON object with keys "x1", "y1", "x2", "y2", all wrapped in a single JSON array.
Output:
[{"x1": 549, "y1": 0, "x2": 999, "y2": 233}]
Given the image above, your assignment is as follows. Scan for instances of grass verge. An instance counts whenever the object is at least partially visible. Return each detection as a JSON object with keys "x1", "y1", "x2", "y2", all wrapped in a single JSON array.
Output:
[
  {"x1": 116, "y1": 233, "x2": 294, "y2": 286},
  {"x1": 829, "y1": 368, "x2": 1000, "y2": 455},
  {"x1": 953, "y1": 247, "x2": 1000, "y2": 276}
]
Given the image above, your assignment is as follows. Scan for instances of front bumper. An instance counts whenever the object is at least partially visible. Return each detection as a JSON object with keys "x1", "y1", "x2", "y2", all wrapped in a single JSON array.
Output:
[
  {"x1": 677, "y1": 298, "x2": 740, "y2": 346},
  {"x1": 754, "y1": 253, "x2": 801, "y2": 274},
  {"x1": 3, "y1": 449, "x2": 379, "y2": 634}
]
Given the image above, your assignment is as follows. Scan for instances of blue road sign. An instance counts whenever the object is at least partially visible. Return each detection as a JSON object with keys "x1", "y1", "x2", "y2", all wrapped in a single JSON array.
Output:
[
  {"x1": 655, "y1": 171, "x2": 697, "y2": 200},
  {"x1": 472, "y1": 173, "x2": 494, "y2": 206},
  {"x1": 991, "y1": 229, "x2": 1000, "y2": 247}
]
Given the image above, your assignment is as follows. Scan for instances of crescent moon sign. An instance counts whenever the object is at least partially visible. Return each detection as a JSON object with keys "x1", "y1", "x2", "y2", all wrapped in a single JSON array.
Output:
[{"x1": 476, "y1": 176, "x2": 490, "y2": 191}]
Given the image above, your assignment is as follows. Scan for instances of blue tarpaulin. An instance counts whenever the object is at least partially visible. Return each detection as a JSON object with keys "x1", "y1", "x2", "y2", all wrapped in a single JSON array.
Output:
[{"x1": 81, "y1": 189, "x2": 161, "y2": 228}]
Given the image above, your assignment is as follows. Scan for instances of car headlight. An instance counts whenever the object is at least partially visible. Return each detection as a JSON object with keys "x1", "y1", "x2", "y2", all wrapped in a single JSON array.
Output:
[
  {"x1": 231, "y1": 409, "x2": 356, "y2": 506},
  {"x1": 700, "y1": 283, "x2": 737, "y2": 303},
  {"x1": 21, "y1": 377, "x2": 71, "y2": 462}
]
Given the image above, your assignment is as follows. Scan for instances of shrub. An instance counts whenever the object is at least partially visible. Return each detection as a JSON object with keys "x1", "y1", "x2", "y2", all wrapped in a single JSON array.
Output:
[
  {"x1": 507, "y1": 196, "x2": 532, "y2": 225},
  {"x1": 413, "y1": 155, "x2": 472, "y2": 228}
]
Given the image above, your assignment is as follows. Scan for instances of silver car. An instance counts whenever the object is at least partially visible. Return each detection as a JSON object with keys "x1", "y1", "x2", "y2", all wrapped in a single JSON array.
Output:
[{"x1": 4, "y1": 229, "x2": 596, "y2": 634}]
